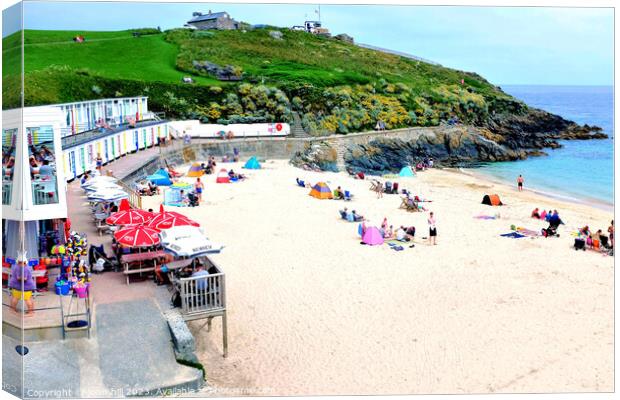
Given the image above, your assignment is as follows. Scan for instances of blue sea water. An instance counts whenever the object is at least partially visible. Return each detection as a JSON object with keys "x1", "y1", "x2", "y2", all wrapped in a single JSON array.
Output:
[{"x1": 475, "y1": 85, "x2": 614, "y2": 206}]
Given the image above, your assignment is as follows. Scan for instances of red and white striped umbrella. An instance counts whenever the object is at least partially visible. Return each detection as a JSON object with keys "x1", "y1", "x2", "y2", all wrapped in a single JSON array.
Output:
[
  {"x1": 114, "y1": 226, "x2": 161, "y2": 247},
  {"x1": 146, "y1": 214, "x2": 200, "y2": 231},
  {"x1": 106, "y1": 209, "x2": 152, "y2": 226}
]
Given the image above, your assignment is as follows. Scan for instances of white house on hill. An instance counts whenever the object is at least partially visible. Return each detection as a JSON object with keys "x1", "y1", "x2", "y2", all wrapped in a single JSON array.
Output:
[{"x1": 186, "y1": 10, "x2": 239, "y2": 30}]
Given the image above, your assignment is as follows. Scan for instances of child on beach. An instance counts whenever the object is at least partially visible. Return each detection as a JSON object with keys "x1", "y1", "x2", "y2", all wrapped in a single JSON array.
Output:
[
  {"x1": 428, "y1": 212, "x2": 437, "y2": 245},
  {"x1": 195, "y1": 178, "x2": 204, "y2": 202}
]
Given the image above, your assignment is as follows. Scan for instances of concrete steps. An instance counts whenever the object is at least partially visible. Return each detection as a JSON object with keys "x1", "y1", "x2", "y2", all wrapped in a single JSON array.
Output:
[{"x1": 290, "y1": 112, "x2": 309, "y2": 138}]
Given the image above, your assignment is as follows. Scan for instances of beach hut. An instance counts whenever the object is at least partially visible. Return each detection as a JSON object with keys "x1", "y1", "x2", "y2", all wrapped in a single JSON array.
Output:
[
  {"x1": 216, "y1": 169, "x2": 230, "y2": 184},
  {"x1": 481, "y1": 194, "x2": 503, "y2": 206},
  {"x1": 398, "y1": 166, "x2": 415, "y2": 177},
  {"x1": 243, "y1": 156, "x2": 261, "y2": 170},
  {"x1": 362, "y1": 226, "x2": 384, "y2": 246},
  {"x1": 309, "y1": 182, "x2": 333, "y2": 199},
  {"x1": 186, "y1": 163, "x2": 204, "y2": 177}
]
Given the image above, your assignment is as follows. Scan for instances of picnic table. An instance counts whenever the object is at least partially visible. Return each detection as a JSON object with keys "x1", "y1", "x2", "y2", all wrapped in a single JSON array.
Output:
[{"x1": 120, "y1": 250, "x2": 166, "y2": 285}]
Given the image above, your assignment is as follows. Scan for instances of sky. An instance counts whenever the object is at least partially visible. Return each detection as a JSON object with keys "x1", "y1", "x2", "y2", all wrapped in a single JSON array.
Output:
[{"x1": 1, "y1": 1, "x2": 614, "y2": 85}]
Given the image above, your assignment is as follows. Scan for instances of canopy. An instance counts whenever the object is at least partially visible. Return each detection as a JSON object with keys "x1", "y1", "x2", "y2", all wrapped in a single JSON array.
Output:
[
  {"x1": 147, "y1": 173, "x2": 172, "y2": 186},
  {"x1": 171, "y1": 182, "x2": 193, "y2": 190},
  {"x1": 159, "y1": 226, "x2": 223, "y2": 256},
  {"x1": 114, "y1": 226, "x2": 161, "y2": 247},
  {"x1": 106, "y1": 209, "x2": 152, "y2": 226},
  {"x1": 146, "y1": 214, "x2": 200, "y2": 231},
  {"x1": 216, "y1": 169, "x2": 230, "y2": 184},
  {"x1": 398, "y1": 166, "x2": 416, "y2": 177},
  {"x1": 481, "y1": 194, "x2": 503, "y2": 206},
  {"x1": 362, "y1": 226, "x2": 384, "y2": 246},
  {"x1": 309, "y1": 182, "x2": 333, "y2": 199},
  {"x1": 154, "y1": 168, "x2": 170, "y2": 178},
  {"x1": 243, "y1": 156, "x2": 261, "y2": 169},
  {"x1": 186, "y1": 162, "x2": 204, "y2": 177}
]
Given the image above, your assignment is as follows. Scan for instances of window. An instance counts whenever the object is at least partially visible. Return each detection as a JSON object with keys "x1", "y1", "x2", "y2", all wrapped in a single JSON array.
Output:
[
  {"x1": 2, "y1": 128, "x2": 17, "y2": 205},
  {"x1": 27, "y1": 126, "x2": 59, "y2": 205}
]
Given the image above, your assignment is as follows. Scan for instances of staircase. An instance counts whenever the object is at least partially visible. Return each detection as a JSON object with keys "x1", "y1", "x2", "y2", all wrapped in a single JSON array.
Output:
[{"x1": 290, "y1": 112, "x2": 309, "y2": 138}]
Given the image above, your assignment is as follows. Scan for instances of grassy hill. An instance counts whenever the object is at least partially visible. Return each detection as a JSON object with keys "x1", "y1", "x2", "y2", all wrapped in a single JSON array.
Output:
[{"x1": 3, "y1": 28, "x2": 526, "y2": 134}]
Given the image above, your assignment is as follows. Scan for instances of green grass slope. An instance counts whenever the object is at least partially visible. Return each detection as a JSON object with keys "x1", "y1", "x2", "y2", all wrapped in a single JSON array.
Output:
[{"x1": 3, "y1": 28, "x2": 526, "y2": 134}]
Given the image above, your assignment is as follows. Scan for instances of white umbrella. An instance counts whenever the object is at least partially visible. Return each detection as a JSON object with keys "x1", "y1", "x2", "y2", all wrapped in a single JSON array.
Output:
[
  {"x1": 87, "y1": 190, "x2": 129, "y2": 202},
  {"x1": 81, "y1": 175, "x2": 118, "y2": 187},
  {"x1": 83, "y1": 182, "x2": 123, "y2": 192},
  {"x1": 160, "y1": 225, "x2": 224, "y2": 256}
]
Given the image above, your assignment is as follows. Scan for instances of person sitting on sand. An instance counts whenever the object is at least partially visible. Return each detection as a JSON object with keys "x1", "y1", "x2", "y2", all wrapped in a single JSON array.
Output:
[
  {"x1": 351, "y1": 210, "x2": 364, "y2": 222},
  {"x1": 549, "y1": 210, "x2": 564, "y2": 226},
  {"x1": 396, "y1": 226, "x2": 409, "y2": 242},
  {"x1": 539, "y1": 209, "x2": 547, "y2": 221},
  {"x1": 356, "y1": 171, "x2": 365, "y2": 180},
  {"x1": 381, "y1": 217, "x2": 388, "y2": 231},
  {"x1": 406, "y1": 226, "x2": 416, "y2": 238},
  {"x1": 334, "y1": 186, "x2": 344, "y2": 200},
  {"x1": 384, "y1": 225, "x2": 394, "y2": 239},
  {"x1": 579, "y1": 225, "x2": 591, "y2": 237},
  {"x1": 531, "y1": 208, "x2": 540, "y2": 219},
  {"x1": 608, "y1": 220, "x2": 614, "y2": 249},
  {"x1": 339, "y1": 207, "x2": 348, "y2": 220},
  {"x1": 545, "y1": 210, "x2": 553, "y2": 222}
]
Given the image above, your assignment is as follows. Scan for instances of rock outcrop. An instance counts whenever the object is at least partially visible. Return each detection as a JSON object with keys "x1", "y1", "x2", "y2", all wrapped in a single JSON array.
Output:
[{"x1": 290, "y1": 107, "x2": 608, "y2": 175}]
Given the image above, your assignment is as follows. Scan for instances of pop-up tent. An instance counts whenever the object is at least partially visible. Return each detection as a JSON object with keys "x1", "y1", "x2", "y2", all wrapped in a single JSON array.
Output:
[
  {"x1": 243, "y1": 156, "x2": 261, "y2": 169},
  {"x1": 481, "y1": 194, "x2": 503, "y2": 206},
  {"x1": 309, "y1": 182, "x2": 333, "y2": 199},
  {"x1": 186, "y1": 163, "x2": 204, "y2": 177},
  {"x1": 147, "y1": 168, "x2": 173, "y2": 186},
  {"x1": 362, "y1": 226, "x2": 384, "y2": 246},
  {"x1": 398, "y1": 166, "x2": 415, "y2": 177},
  {"x1": 216, "y1": 169, "x2": 230, "y2": 183}
]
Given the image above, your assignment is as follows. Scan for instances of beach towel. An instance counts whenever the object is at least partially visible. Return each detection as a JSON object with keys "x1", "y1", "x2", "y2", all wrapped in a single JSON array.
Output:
[
  {"x1": 516, "y1": 227, "x2": 540, "y2": 237},
  {"x1": 500, "y1": 232, "x2": 525, "y2": 238},
  {"x1": 474, "y1": 215, "x2": 497, "y2": 220}
]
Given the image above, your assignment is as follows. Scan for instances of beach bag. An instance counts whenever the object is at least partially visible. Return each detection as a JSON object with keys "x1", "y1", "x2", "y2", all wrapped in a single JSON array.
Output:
[
  {"x1": 574, "y1": 238, "x2": 586, "y2": 251},
  {"x1": 171, "y1": 291, "x2": 182, "y2": 308},
  {"x1": 93, "y1": 258, "x2": 106, "y2": 273}
]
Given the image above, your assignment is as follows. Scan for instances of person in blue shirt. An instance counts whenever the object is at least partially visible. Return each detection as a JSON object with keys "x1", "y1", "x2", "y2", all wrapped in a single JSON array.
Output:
[{"x1": 191, "y1": 264, "x2": 210, "y2": 291}]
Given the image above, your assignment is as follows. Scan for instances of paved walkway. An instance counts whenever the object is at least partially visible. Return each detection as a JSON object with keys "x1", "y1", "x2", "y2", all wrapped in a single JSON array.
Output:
[{"x1": 2, "y1": 144, "x2": 203, "y2": 398}]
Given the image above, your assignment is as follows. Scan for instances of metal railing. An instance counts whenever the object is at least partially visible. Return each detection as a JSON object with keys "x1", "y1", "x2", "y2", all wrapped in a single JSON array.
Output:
[{"x1": 114, "y1": 178, "x2": 142, "y2": 209}]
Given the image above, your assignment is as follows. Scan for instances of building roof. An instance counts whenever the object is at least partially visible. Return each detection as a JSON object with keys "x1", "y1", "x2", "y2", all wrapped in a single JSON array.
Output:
[{"x1": 188, "y1": 11, "x2": 229, "y2": 23}]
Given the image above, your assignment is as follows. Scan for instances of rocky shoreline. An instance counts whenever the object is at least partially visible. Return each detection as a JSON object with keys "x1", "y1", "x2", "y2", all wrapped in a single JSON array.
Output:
[{"x1": 290, "y1": 107, "x2": 608, "y2": 175}]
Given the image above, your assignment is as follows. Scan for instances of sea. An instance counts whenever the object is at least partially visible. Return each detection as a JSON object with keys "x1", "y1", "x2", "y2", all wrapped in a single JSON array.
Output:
[{"x1": 474, "y1": 85, "x2": 614, "y2": 207}]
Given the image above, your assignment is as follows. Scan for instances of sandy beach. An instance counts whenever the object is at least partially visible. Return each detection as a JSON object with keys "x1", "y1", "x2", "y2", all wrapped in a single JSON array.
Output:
[{"x1": 141, "y1": 159, "x2": 613, "y2": 395}]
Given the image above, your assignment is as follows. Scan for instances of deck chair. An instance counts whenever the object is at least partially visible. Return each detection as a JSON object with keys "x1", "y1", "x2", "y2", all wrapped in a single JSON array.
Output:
[
  {"x1": 392, "y1": 182, "x2": 399, "y2": 194},
  {"x1": 344, "y1": 190, "x2": 352, "y2": 201},
  {"x1": 339, "y1": 210, "x2": 347, "y2": 220},
  {"x1": 385, "y1": 182, "x2": 392, "y2": 193},
  {"x1": 369, "y1": 181, "x2": 379, "y2": 191},
  {"x1": 296, "y1": 179, "x2": 305, "y2": 188}
]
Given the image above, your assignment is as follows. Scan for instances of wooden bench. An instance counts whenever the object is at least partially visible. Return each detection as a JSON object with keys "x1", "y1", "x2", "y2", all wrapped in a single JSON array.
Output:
[{"x1": 120, "y1": 251, "x2": 166, "y2": 285}]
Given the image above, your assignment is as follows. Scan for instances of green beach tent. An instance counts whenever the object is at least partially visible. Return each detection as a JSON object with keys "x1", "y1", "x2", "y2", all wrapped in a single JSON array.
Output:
[
  {"x1": 399, "y1": 166, "x2": 416, "y2": 177},
  {"x1": 243, "y1": 156, "x2": 261, "y2": 169}
]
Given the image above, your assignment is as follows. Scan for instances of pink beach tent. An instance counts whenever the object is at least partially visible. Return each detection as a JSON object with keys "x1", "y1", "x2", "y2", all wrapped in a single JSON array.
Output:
[{"x1": 362, "y1": 226, "x2": 384, "y2": 246}]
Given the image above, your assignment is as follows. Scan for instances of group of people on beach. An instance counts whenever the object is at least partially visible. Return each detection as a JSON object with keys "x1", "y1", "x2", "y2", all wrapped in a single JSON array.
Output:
[{"x1": 578, "y1": 221, "x2": 614, "y2": 253}]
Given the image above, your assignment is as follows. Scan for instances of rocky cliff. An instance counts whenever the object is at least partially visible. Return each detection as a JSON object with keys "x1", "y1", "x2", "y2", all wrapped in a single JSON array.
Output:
[{"x1": 290, "y1": 107, "x2": 608, "y2": 175}]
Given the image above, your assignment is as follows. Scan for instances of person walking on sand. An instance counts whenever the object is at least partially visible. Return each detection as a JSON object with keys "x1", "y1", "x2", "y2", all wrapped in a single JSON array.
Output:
[
  {"x1": 608, "y1": 220, "x2": 614, "y2": 249},
  {"x1": 376, "y1": 181, "x2": 383, "y2": 199},
  {"x1": 517, "y1": 174, "x2": 524, "y2": 192},
  {"x1": 428, "y1": 211, "x2": 437, "y2": 245}
]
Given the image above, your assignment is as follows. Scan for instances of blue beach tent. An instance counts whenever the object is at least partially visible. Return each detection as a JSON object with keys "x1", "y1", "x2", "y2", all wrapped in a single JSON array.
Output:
[
  {"x1": 398, "y1": 166, "x2": 415, "y2": 177},
  {"x1": 147, "y1": 168, "x2": 172, "y2": 186},
  {"x1": 244, "y1": 156, "x2": 261, "y2": 169}
]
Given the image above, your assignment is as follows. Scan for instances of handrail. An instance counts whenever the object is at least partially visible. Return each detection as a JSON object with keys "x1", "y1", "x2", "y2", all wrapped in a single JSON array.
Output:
[
  {"x1": 114, "y1": 178, "x2": 142, "y2": 209},
  {"x1": 179, "y1": 273, "x2": 225, "y2": 315}
]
